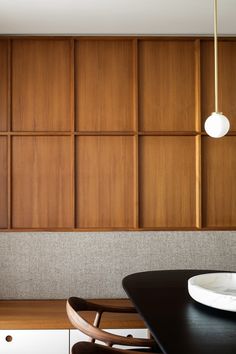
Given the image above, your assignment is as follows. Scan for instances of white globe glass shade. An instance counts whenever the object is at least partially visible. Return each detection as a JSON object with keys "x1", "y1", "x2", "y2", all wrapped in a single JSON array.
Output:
[{"x1": 204, "y1": 112, "x2": 230, "y2": 138}]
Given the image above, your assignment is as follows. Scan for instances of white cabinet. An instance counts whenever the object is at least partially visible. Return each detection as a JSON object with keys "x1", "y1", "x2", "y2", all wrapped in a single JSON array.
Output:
[
  {"x1": 0, "y1": 330, "x2": 69, "y2": 354},
  {"x1": 69, "y1": 328, "x2": 90, "y2": 348},
  {"x1": 0, "y1": 328, "x2": 148, "y2": 353},
  {"x1": 70, "y1": 328, "x2": 148, "y2": 351}
]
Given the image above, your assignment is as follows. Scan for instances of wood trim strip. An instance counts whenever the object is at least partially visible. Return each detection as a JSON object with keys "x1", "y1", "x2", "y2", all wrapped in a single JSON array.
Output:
[
  {"x1": 2, "y1": 36, "x2": 236, "y2": 41},
  {"x1": 133, "y1": 39, "x2": 138, "y2": 133},
  {"x1": 71, "y1": 134, "x2": 75, "y2": 228},
  {"x1": 195, "y1": 135, "x2": 202, "y2": 229},
  {"x1": 8, "y1": 132, "x2": 72, "y2": 136},
  {"x1": 0, "y1": 227, "x2": 203, "y2": 232},
  {"x1": 75, "y1": 132, "x2": 137, "y2": 136},
  {"x1": 7, "y1": 135, "x2": 11, "y2": 229},
  {"x1": 133, "y1": 39, "x2": 139, "y2": 228},
  {"x1": 1, "y1": 227, "x2": 236, "y2": 231},
  {"x1": 70, "y1": 39, "x2": 76, "y2": 228},
  {"x1": 2, "y1": 131, "x2": 236, "y2": 136},
  {"x1": 70, "y1": 39, "x2": 75, "y2": 134},
  {"x1": 195, "y1": 39, "x2": 201, "y2": 132},
  {"x1": 7, "y1": 39, "x2": 11, "y2": 229},
  {"x1": 194, "y1": 40, "x2": 202, "y2": 229},
  {"x1": 7, "y1": 39, "x2": 11, "y2": 132},
  {"x1": 138, "y1": 131, "x2": 199, "y2": 136}
]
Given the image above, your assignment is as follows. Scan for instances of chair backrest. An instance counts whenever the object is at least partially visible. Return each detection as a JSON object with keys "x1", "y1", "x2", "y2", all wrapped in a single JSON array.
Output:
[{"x1": 66, "y1": 297, "x2": 156, "y2": 348}]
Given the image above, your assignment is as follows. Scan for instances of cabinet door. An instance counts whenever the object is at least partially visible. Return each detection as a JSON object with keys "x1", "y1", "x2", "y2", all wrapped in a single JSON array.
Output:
[
  {"x1": 139, "y1": 40, "x2": 196, "y2": 132},
  {"x1": 75, "y1": 40, "x2": 135, "y2": 131},
  {"x1": 0, "y1": 330, "x2": 69, "y2": 354},
  {"x1": 202, "y1": 136, "x2": 236, "y2": 227},
  {"x1": 0, "y1": 40, "x2": 8, "y2": 131},
  {"x1": 139, "y1": 136, "x2": 197, "y2": 228},
  {"x1": 12, "y1": 136, "x2": 73, "y2": 228},
  {"x1": 70, "y1": 328, "x2": 148, "y2": 351},
  {"x1": 0, "y1": 137, "x2": 8, "y2": 228},
  {"x1": 76, "y1": 136, "x2": 135, "y2": 228},
  {"x1": 12, "y1": 39, "x2": 72, "y2": 131}
]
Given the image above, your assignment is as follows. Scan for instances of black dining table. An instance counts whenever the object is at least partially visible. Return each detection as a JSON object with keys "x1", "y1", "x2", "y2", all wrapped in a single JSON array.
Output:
[{"x1": 122, "y1": 270, "x2": 236, "y2": 354}]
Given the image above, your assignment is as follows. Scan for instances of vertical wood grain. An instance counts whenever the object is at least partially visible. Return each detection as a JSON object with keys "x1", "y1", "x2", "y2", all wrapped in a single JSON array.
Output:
[
  {"x1": 0, "y1": 137, "x2": 8, "y2": 228},
  {"x1": 76, "y1": 136, "x2": 135, "y2": 228},
  {"x1": 202, "y1": 137, "x2": 236, "y2": 227},
  {"x1": 70, "y1": 39, "x2": 75, "y2": 133},
  {"x1": 139, "y1": 136, "x2": 197, "y2": 228},
  {"x1": 12, "y1": 39, "x2": 72, "y2": 131},
  {"x1": 0, "y1": 40, "x2": 9, "y2": 131},
  {"x1": 75, "y1": 40, "x2": 135, "y2": 132},
  {"x1": 201, "y1": 40, "x2": 236, "y2": 131},
  {"x1": 12, "y1": 136, "x2": 74, "y2": 228},
  {"x1": 138, "y1": 40, "x2": 196, "y2": 132}
]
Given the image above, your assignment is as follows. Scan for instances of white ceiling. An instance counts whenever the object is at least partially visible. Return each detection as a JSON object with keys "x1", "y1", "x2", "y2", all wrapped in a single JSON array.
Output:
[{"x1": 0, "y1": 0, "x2": 235, "y2": 35}]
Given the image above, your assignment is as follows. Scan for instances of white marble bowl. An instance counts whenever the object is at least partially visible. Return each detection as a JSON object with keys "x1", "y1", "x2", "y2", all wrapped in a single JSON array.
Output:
[{"x1": 188, "y1": 273, "x2": 236, "y2": 312}]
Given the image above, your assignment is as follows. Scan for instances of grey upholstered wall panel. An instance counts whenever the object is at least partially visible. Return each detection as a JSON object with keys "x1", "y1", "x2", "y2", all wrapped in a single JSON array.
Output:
[{"x1": 0, "y1": 232, "x2": 235, "y2": 299}]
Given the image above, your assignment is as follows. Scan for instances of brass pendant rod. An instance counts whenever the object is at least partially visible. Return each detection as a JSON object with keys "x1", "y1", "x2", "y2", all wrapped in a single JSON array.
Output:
[{"x1": 214, "y1": 0, "x2": 219, "y2": 113}]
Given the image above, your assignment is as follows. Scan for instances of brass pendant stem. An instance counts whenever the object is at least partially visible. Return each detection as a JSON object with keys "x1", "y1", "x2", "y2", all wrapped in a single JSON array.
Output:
[{"x1": 214, "y1": 0, "x2": 219, "y2": 113}]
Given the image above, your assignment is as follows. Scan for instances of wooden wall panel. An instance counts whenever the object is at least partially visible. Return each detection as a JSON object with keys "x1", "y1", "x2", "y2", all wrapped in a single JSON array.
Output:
[
  {"x1": 12, "y1": 39, "x2": 72, "y2": 131},
  {"x1": 75, "y1": 40, "x2": 134, "y2": 132},
  {"x1": 139, "y1": 136, "x2": 197, "y2": 227},
  {"x1": 202, "y1": 137, "x2": 236, "y2": 227},
  {"x1": 0, "y1": 40, "x2": 8, "y2": 131},
  {"x1": 76, "y1": 136, "x2": 135, "y2": 228},
  {"x1": 201, "y1": 40, "x2": 236, "y2": 131},
  {"x1": 0, "y1": 36, "x2": 234, "y2": 231},
  {"x1": 0, "y1": 137, "x2": 8, "y2": 228},
  {"x1": 139, "y1": 40, "x2": 196, "y2": 132},
  {"x1": 12, "y1": 136, "x2": 73, "y2": 228}
]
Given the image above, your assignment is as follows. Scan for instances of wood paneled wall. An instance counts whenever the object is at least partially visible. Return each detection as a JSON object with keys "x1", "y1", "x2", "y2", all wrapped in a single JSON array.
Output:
[{"x1": 0, "y1": 37, "x2": 236, "y2": 231}]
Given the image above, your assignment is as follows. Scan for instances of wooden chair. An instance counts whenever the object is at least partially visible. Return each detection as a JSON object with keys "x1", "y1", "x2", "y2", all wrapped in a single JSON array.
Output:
[
  {"x1": 71, "y1": 342, "x2": 161, "y2": 354},
  {"x1": 66, "y1": 297, "x2": 158, "y2": 350}
]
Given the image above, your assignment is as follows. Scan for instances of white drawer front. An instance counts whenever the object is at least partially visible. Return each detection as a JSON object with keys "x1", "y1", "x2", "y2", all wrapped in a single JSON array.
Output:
[
  {"x1": 70, "y1": 328, "x2": 148, "y2": 350},
  {"x1": 0, "y1": 330, "x2": 69, "y2": 354},
  {"x1": 70, "y1": 329, "x2": 90, "y2": 350}
]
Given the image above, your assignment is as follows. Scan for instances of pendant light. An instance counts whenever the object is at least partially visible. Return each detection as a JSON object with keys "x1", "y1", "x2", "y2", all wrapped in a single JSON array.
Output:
[{"x1": 204, "y1": 0, "x2": 230, "y2": 138}]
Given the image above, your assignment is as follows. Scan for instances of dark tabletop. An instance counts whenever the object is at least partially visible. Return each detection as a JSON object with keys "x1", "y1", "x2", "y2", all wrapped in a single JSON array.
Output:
[{"x1": 122, "y1": 270, "x2": 236, "y2": 354}]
